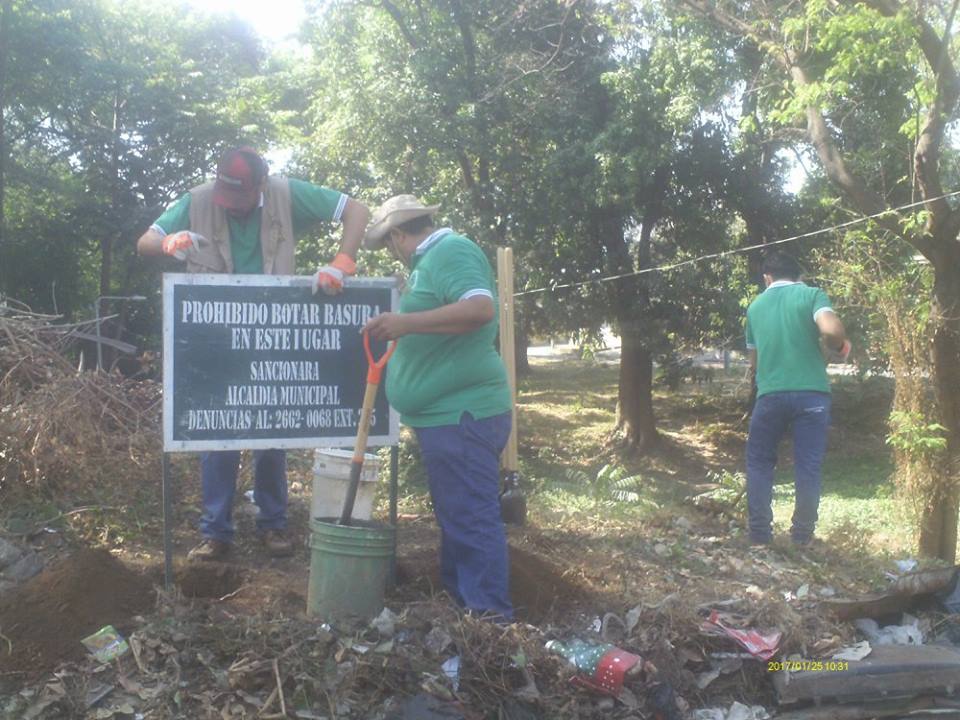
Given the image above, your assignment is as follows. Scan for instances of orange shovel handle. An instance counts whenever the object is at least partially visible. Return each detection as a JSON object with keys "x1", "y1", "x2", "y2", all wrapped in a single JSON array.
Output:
[{"x1": 364, "y1": 331, "x2": 397, "y2": 385}]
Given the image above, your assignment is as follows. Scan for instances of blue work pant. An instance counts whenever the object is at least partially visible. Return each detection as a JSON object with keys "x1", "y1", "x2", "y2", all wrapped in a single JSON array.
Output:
[
  {"x1": 415, "y1": 411, "x2": 513, "y2": 620},
  {"x1": 746, "y1": 391, "x2": 831, "y2": 544},
  {"x1": 199, "y1": 449, "x2": 287, "y2": 543}
]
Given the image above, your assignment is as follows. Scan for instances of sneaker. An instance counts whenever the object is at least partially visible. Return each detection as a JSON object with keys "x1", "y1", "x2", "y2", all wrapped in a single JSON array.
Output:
[
  {"x1": 187, "y1": 538, "x2": 231, "y2": 562},
  {"x1": 260, "y1": 529, "x2": 294, "y2": 558}
]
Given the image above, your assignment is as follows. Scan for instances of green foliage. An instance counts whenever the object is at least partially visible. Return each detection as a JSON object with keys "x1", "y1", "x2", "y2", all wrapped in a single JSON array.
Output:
[
  {"x1": 886, "y1": 411, "x2": 948, "y2": 458},
  {"x1": 564, "y1": 462, "x2": 655, "y2": 506},
  {"x1": 699, "y1": 469, "x2": 747, "y2": 513},
  {"x1": 1, "y1": 0, "x2": 277, "y2": 320}
]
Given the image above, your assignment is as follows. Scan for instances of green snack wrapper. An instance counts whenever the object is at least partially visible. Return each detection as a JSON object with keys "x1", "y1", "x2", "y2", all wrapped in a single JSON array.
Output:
[{"x1": 81, "y1": 625, "x2": 129, "y2": 663}]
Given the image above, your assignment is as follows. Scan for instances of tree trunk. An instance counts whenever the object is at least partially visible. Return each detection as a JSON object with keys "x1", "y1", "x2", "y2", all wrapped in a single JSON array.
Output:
[
  {"x1": 607, "y1": 165, "x2": 669, "y2": 452},
  {"x1": 923, "y1": 256, "x2": 960, "y2": 562},
  {"x1": 515, "y1": 311, "x2": 530, "y2": 377},
  {"x1": 616, "y1": 327, "x2": 657, "y2": 452}
]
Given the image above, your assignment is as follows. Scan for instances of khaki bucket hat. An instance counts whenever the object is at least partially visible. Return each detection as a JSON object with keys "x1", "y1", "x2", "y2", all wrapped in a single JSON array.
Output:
[{"x1": 364, "y1": 194, "x2": 440, "y2": 250}]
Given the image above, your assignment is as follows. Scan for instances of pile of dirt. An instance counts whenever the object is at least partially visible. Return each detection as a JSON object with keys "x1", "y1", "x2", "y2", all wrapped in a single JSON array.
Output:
[
  {"x1": 0, "y1": 548, "x2": 155, "y2": 678},
  {"x1": 509, "y1": 545, "x2": 591, "y2": 622}
]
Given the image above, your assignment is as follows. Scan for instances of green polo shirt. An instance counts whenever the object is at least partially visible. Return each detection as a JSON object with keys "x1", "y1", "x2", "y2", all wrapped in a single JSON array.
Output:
[
  {"x1": 745, "y1": 281, "x2": 833, "y2": 397},
  {"x1": 151, "y1": 178, "x2": 346, "y2": 273},
  {"x1": 385, "y1": 229, "x2": 512, "y2": 427}
]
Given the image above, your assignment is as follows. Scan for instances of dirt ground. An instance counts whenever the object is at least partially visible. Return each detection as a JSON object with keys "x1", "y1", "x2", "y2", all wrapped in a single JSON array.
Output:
[{"x1": 2, "y1": 360, "x2": 955, "y2": 719}]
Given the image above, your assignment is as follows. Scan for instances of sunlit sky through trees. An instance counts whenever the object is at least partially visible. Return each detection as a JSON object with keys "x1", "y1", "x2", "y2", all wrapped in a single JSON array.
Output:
[{"x1": 182, "y1": 0, "x2": 305, "y2": 44}]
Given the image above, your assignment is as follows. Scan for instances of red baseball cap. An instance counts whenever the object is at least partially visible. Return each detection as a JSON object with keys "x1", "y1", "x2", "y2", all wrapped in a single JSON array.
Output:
[{"x1": 213, "y1": 147, "x2": 266, "y2": 210}]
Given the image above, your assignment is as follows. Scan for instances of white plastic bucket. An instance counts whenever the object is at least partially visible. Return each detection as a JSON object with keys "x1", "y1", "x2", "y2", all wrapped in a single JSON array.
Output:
[{"x1": 312, "y1": 449, "x2": 381, "y2": 522}]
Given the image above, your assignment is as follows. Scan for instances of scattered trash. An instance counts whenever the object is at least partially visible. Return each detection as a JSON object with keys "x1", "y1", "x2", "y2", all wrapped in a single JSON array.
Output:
[
  {"x1": 691, "y1": 702, "x2": 770, "y2": 720},
  {"x1": 832, "y1": 640, "x2": 872, "y2": 661},
  {"x1": 796, "y1": 584, "x2": 809, "y2": 600},
  {"x1": 371, "y1": 607, "x2": 398, "y2": 638},
  {"x1": 709, "y1": 652, "x2": 756, "y2": 659},
  {"x1": 727, "y1": 702, "x2": 770, "y2": 720},
  {"x1": 895, "y1": 558, "x2": 918, "y2": 573},
  {"x1": 691, "y1": 710, "x2": 726, "y2": 720},
  {"x1": 441, "y1": 656, "x2": 460, "y2": 692},
  {"x1": 695, "y1": 667, "x2": 721, "y2": 689},
  {"x1": 625, "y1": 604, "x2": 643, "y2": 634},
  {"x1": 545, "y1": 638, "x2": 643, "y2": 696},
  {"x1": 854, "y1": 616, "x2": 923, "y2": 646},
  {"x1": 700, "y1": 611, "x2": 782, "y2": 660},
  {"x1": 695, "y1": 653, "x2": 744, "y2": 689},
  {"x1": 425, "y1": 625, "x2": 453, "y2": 656},
  {"x1": 81, "y1": 625, "x2": 129, "y2": 663}
]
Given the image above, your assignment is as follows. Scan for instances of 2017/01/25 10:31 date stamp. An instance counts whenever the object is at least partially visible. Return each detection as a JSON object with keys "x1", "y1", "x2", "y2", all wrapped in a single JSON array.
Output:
[{"x1": 768, "y1": 660, "x2": 849, "y2": 672}]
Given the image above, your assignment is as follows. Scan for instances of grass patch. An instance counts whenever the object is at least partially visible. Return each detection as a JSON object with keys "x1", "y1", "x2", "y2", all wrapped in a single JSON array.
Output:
[
  {"x1": 514, "y1": 359, "x2": 910, "y2": 555},
  {"x1": 772, "y1": 453, "x2": 910, "y2": 555}
]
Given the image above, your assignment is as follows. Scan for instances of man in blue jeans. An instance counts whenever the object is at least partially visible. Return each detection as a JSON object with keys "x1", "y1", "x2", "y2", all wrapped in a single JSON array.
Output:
[
  {"x1": 137, "y1": 147, "x2": 369, "y2": 561},
  {"x1": 362, "y1": 195, "x2": 514, "y2": 619},
  {"x1": 745, "y1": 252, "x2": 850, "y2": 546}
]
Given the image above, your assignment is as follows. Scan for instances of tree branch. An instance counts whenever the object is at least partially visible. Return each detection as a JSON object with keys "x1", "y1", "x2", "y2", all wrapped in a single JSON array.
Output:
[
  {"x1": 855, "y1": 0, "x2": 960, "y2": 240},
  {"x1": 379, "y1": 0, "x2": 419, "y2": 50},
  {"x1": 450, "y1": 0, "x2": 477, "y2": 85},
  {"x1": 685, "y1": 0, "x2": 928, "y2": 254}
]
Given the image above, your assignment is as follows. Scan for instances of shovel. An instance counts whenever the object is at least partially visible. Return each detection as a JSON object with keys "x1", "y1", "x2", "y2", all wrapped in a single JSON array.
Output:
[{"x1": 339, "y1": 331, "x2": 396, "y2": 526}]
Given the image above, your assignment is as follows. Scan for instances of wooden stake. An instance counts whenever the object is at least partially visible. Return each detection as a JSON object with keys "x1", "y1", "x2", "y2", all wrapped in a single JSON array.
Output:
[{"x1": 497, "y1": 247, "x2": 519, "y2": 471}]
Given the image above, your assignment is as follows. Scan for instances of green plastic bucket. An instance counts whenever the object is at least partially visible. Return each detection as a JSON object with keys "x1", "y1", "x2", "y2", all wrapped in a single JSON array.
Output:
[{"x1": 307, "y1": 518, "x2": 396, "y2": 622}]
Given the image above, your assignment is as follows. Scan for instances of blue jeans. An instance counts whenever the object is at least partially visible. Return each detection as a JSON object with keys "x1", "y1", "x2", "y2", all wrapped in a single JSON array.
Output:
[
  {"x1": 415, "y1": 411, "x2": 513, "y2": 620},
  {"x1": 746, "y1": 392, "x2": 831, "y2": 544},
  {"x1": 199, "y1": 449, "x2": 287, "y2": 543}
]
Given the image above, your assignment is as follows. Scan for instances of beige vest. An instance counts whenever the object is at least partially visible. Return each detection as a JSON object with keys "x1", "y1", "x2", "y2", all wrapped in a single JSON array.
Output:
[{"x1": 186, "y1": 176, "x2": 296, "y2": 275}]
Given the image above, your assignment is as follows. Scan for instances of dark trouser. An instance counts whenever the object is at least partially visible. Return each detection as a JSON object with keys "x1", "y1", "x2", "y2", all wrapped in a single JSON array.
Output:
[
  {"x1": 746, "y1": 391, "x2": 831, "y2": 544},
  {"x1": 199, "y1": 449, "x2": 287, "y2": 543},
  {"x1": 415, "y1": 411, "x2": 513, "y2": 620}
]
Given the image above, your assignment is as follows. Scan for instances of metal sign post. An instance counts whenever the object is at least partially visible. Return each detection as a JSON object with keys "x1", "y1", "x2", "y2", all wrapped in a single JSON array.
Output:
[{"x1": 161, "y1": 453, "x2": 173, "y2": 589}]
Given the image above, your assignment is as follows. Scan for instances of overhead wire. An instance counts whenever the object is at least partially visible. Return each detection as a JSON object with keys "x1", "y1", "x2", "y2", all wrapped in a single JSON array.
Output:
[{"x1": 513, "y1": 189, "x2": 960, "y2": 298}]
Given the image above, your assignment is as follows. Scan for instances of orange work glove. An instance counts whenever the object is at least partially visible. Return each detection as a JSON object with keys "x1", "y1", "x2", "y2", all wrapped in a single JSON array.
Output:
[
  {"x1": 313, "y1": 252, "x2": 357, "y2": 295},
  {"x1": 837, "y1": 338, "x2": 852, "y2": 363},
  {"x1": 161, "y1": 231, "x2": 204, "y2": 260}
]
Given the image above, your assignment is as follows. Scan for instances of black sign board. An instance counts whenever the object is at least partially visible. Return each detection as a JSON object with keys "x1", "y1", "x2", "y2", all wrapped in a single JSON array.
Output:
[{"x1": 162, "y1": 274, "x2": 399, "y2": 452}]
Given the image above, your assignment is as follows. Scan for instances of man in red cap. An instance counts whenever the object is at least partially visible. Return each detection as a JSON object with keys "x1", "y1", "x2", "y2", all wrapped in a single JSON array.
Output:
[{"x1": 137, "y1": 146, "x2": 369, "y2": 561}]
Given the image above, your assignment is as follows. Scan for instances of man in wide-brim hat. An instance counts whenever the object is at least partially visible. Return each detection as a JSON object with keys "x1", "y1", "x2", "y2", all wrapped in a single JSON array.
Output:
[{"x1": 363, "y1": 195, "x2": 514, "y2": 620}]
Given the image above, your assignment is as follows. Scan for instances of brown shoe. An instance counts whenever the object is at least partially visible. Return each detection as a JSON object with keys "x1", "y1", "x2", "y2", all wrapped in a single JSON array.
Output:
[
  {"x1": 187, "y1": 538, "x2": 231, "y2": 562},
  {"x1": 260, "y1": 529, "x2": 294, "y2": 557}
]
